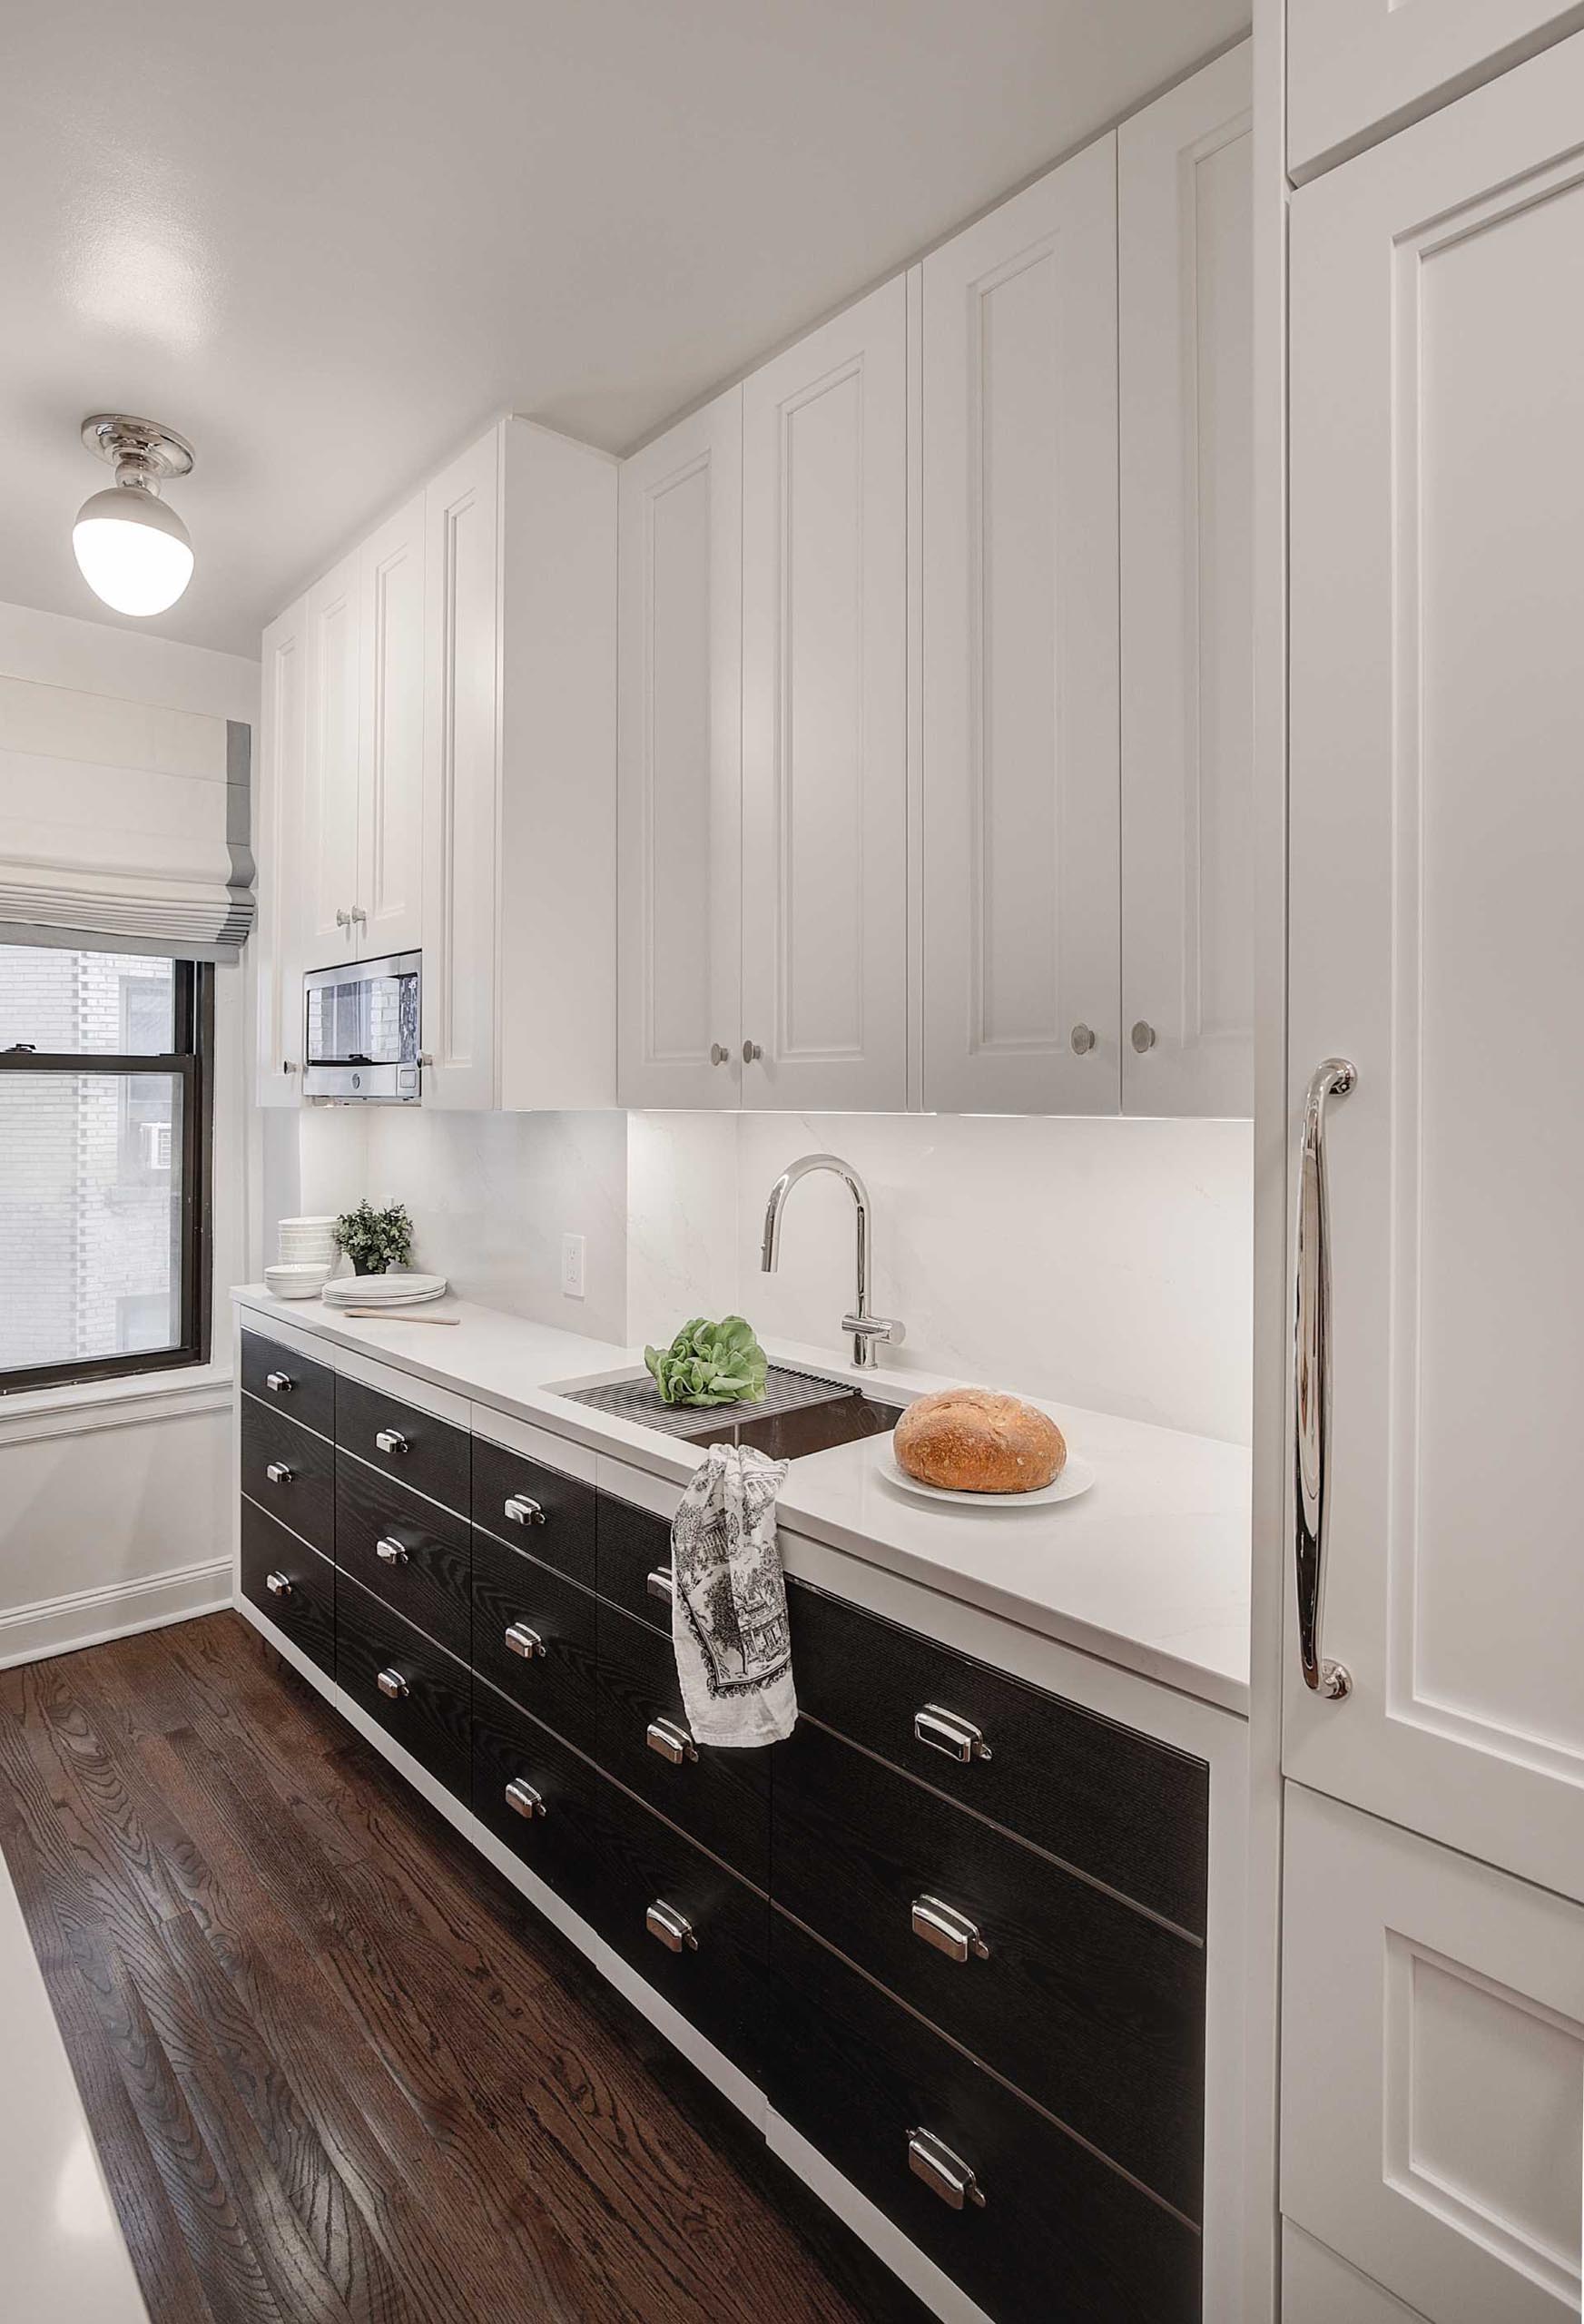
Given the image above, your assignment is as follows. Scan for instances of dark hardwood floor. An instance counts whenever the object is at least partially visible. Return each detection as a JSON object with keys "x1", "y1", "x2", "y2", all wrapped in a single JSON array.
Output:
[{"x1": 0, "y1": 1612, "x2": 927, "y2": 2324}]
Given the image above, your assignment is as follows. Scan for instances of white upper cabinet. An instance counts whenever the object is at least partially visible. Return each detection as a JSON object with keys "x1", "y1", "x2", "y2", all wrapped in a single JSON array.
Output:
[
  {"x1": 254, "y1": 595, "x2": 307, "y2": 1106},
  {"x1": 1288, "y1": 0, "x2": 1583, "y2": 182},
  {"x1": 921, "y1": 133, "x2": 1121, "y2": 1116},
  {"x1": 1284, "y1": 32, "x2": 1584, "y2": 1908},
  {"x1": 617, "y1": 389, "x2": 743, "y2": 1109},
  {"x1": 422, "y1": 428, "x2": 500, "y2": 1110},
  {"x1": 301, "y1": 549, "x2": 361, "y2": 971},
  {"x1": 1119, "y1": 44, "x2": 1254, "y2": 1118},
  {"x1": 357, "y1": 491, "x2": 425, "y2": 960},
  {"x1": 424, "y1": 419, "x2": 617, "y2": 1113},
  {"x1": 740, "y1": 280, "x2": 909, "y2": 1111}
]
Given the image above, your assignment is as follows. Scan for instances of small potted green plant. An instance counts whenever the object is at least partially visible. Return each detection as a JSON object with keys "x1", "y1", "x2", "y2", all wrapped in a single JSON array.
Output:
[{"x1": 334, "y1": 1199, "x2": 414, "y2": 1277}]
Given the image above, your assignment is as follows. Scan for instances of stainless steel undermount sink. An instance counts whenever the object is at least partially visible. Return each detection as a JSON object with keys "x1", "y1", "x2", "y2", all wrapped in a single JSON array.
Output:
[{"x1": 556, "y1": 1363, "x2": 903, "y2": 1463}]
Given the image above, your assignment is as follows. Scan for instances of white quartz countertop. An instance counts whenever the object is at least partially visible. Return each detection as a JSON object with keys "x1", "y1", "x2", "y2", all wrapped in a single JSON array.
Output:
[{"x1": 232, "y1": 1287, "x2": 1252, "y2": 1714}]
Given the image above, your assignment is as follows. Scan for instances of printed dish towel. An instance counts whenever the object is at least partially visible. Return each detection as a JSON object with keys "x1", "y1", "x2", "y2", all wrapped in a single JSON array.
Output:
[{"x1": 670, "y1": 1442, "x2": 796, "y2": 1748}]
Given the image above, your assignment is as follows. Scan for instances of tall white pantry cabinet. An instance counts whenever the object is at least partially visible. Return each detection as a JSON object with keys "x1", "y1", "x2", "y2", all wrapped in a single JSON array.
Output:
[
  {"x1": 1279, "y1": 15, "x2": 1584, "y2": 2323},
  {"x1": 616, "y1": 44, "x2": 1254, "y2": 1118}
]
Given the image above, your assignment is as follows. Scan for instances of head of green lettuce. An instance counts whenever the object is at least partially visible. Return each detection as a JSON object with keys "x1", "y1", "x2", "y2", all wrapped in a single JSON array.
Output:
[{"x1": 643, "y1": 1316, "x2": 770, "y2": 1408}]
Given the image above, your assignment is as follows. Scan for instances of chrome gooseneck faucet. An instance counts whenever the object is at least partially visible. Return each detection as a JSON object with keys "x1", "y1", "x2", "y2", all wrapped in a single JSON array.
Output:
[{"x1": 761, "y1": 1152, "x2": 903, "y2": 1370}]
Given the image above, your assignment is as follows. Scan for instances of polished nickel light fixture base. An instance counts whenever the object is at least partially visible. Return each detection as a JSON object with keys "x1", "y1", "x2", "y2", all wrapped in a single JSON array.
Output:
[{"x1": 80, "y1": 413, "x2": 195, "y2": 488}]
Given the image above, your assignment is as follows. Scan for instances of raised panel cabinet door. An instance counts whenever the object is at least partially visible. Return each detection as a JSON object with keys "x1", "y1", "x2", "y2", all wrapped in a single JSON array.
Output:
[
  {"x1": 1282, "y1": 1787, "x2": 1584, "y2": 2323},
  {"x1": 422, "y1": 426, "x2": 500, "y2": 1108},
  {"x1": 616, "y1": 389, "x2": 743, "y2": 1108},
  {"x1": 1119, "y1": 44, "x2": 1254, "y2": 1120},
  {"x1": 1285, "y1": 37, "x2": 1584, "y2": 1905},
  {"x1": 921, "y1": 134, "x2": 1121, "y2": 1116},
  {"x1": 301, "y1": 550, "x2": 362, "y2": 971},
  {"x1": 740, "y1": 278, "x2": 908, "y2": 1110},
  {"x1": 357, "y1": 490, "x2": 425, "y2": 959},
  {"x1": 255, "y1": 596, "x2": 307, "y2": 1104},
  {"x1": 1288, "y1": 0, "x2": 1584, "y2": 183}
]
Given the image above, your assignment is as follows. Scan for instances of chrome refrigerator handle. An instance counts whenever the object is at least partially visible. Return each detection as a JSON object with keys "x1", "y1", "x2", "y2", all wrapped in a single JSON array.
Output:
[{"x1": 1294, "y1": 1059, "x2": 1356, "y2": 1700}]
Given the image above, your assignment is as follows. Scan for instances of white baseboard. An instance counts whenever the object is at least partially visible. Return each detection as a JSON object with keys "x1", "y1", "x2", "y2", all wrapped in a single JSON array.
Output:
[{"x1": 0, "y1": 1556, "x2": 233, "y2": 1669}]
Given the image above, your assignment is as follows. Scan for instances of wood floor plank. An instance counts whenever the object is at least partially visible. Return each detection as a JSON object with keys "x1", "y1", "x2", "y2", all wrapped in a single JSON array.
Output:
[{"x1": 0, "y1": 1612, "x2": 927, "y2": 2324}]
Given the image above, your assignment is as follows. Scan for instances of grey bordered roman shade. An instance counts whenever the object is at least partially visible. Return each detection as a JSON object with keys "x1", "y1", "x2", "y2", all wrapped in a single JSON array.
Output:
[{"x1": 0, "y1": 671, "x2": 253, "y2": 958}]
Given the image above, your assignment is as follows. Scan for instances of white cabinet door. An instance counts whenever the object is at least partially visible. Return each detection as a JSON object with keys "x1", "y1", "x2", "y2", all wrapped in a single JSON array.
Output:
[
  {"x1": 1284, "y1": 2225, "x2": 1432, "y2": 2324},
  {"x1": 1119, "y1": 45, "x2": 1254, "y2": 1119},
  {"x1": 1285, "y1": 35, "x2": 1584, "y2": 1904},
  {"x1": 922, "y1": 134, "x2": 1120, "y2": 1115},
  {"x1": 422, "y1": 427, "x2": 500, "y2": 1110},
  {"x1": 1283, "y1": 1787, "x2": 1584, "y2": 2323},
  {"x1": 254, "y1": 596, "x2": 307, "y2": 1105},
  {"x1": 1288, "y1": 0, "x2": 1584, "y2": 182},
  {"x1": 616, "y1": 390, "x2": 743, "y2": 1108},
  {"x1": 357, "y1": 490, "x2": 425, "y2": 960},
  {"x1": 301, "y1": 551, "x2": 361, "y2": 973},
  {"x1": 740, "y1": 280, "x2": 908, "y2": 1110}
]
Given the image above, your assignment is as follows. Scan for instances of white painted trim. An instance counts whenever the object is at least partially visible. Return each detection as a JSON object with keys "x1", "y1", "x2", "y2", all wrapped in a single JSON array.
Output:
[
  {"x1": 0, "y1": 1556, "x2": 232, "y2": 1669},
  {"x1": 766, "y1": 2112, "x2": 992, "y2": 2324},
  {"x1": 0, "y1": 1367, "x2": 232, "y2": 1448}
]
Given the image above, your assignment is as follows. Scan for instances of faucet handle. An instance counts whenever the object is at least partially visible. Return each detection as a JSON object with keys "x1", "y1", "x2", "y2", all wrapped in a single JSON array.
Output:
[{"x1": 844, "y1": 1312, "x2": 904, "y2": 1354}]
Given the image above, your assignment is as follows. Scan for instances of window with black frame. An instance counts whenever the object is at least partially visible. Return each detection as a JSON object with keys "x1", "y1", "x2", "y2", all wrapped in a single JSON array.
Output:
[{"x1": 0, "y1": 945, "x2": 212, "y2": 1391}]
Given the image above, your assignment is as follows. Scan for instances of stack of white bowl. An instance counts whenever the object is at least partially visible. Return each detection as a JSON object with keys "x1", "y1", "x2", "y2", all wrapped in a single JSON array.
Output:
[{"x1": 263, "y1": 1215, "x2": 339, "y2": 1300}]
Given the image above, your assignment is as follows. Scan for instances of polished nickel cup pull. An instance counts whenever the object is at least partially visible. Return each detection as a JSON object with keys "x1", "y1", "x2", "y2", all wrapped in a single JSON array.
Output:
[
  {"x1": 264, "y1": 1571, "x2": 293, "y2": 1600},
  {"x1": 376, "y1": 1669, "x2": 408, "y2": 1700},
  {"x1": 375, "y1": 1536, "x2": 408, "y2": 1565},
  {"x1": 913, "y1": 1705, "x2": 991, "y2": 1764},
  {"x1": 645, "y1": 1717, "x2": 697, "y2": 1766},
  {"x1": 645, "y1": 1567, "x2": 675, "y2": 1607},
  {"x1": 907, "y1": 2128, "x2": 986, "y2": 2211},
  {"x1": 264, "y1": 1460, "x2": 294, "y2": 1485},
  {"x1": 910, "y1": 1896, "x2": 989, "y2": 1963},
  {"x1": 505, "y1": 1778, "x2": 546, "y2": 1821},
  {"x1": 505, "y1": 1623, "x2": 546, "y2": 1659},
  {"x1": 503, "y1": 1493, "x2": 545, "y2": 1527},
  {"x1": 374, "y1": 1427, "x2": 408, "y2": 1454},
  {"x1": 645, "y1": 1901, "x2": 697, "y2": 1954},
  {"x1": 264, "y1": 1370, "x2": 293, "y2": 1393}
]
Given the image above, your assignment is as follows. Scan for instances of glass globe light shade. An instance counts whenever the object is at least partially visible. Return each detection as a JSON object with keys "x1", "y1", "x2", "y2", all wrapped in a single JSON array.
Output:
[{"x1": 73, "y1": 484, "x2": 193, "y2": 615}]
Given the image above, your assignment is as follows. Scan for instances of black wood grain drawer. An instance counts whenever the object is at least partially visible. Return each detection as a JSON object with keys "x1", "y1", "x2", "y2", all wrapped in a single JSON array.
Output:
[
  {"x1": 772, "y1": 1717, "x2": 1205, "y2": 2218},
  {"x1": 471, "y1": 1433, "x2": 596, "y2": 1589},
  {"x1": 336, "y1": 1375, "x2": 470, "y2": 1518},
  {"x1": 241, "y1": 1498, "x2": 336, "y2": 1679},
  {"x1": 593, "y1": 1601, "x2": 770, "y2": 1890},
  {"x1": 591, "y1": 1775, "x2": 768, "y2": 2083},
  {"x1": 787, "y1": 1581, "x2": 1209, "y2": 1935},
  {"x1": 335, "y1": 1453, "x2": 471, "y2": 1665},
  {"x1": 241, "y1": 1327, "x2": 335, "y2": 1440},
  {"x1": 470, "y1": 1682, "x2": 605, "y2": 1929},
  {"x1": 241, "y1": 1395, "x2": 335, "y2": 1557},
  {"x1": 595, "y1": 1490, "x2": 673, "y2": 1635},
  {"x1": 335, "y1": 1570, "x2": 470, "y2": 1803},
  {"x1": 769, "y1": 1915, "x2": 1201, "y2": 2324},
  {"x1": 469, "y1": 1529, "x2": 595, "y2": 1754}
]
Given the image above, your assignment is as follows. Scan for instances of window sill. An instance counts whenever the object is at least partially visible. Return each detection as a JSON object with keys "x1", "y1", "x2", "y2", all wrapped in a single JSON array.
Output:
[{"x1": 0, "y1": 1362, "x2": 234, "y2": 1448}]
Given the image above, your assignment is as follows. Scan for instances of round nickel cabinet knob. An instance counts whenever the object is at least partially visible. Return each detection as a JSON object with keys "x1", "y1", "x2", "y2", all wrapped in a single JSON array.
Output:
[
  {"x1": 1069, "y1": 1023, "x2": 1097, "y2": 1056},
  {"x1": 1130, "y1": 1020, "x2": 1157, "y2": 1054}
]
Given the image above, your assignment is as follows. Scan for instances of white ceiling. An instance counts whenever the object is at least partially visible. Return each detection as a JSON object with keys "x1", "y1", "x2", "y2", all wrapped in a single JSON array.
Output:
[{"x1": 5, "y1": 0, "x2": 1247, "y2": 657}]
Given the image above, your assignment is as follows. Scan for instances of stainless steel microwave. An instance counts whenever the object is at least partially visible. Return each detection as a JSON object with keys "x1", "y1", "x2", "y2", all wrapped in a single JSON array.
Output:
[{"x1": 302, "y1": 950, "x2": 421, "y2": 1101}]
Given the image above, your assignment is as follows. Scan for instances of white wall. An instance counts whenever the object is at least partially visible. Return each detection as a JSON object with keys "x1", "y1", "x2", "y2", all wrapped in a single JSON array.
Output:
[
  {"x1": 298, "y1": 1101, "x2": 1253, "y2": 1445},
  {"x1": 0, "y1": 602, "x2": 257, "y2": 1662}
]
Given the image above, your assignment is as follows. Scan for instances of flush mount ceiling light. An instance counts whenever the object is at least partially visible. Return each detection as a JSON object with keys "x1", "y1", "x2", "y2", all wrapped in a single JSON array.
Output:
[{"x1": 73, "y1": 413, "x2": 195, "y2": 615}]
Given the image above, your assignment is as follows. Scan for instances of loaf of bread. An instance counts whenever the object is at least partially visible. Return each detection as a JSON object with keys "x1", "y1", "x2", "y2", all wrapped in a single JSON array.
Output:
[{"x1": 894, "y1": 1387, "x2": 1067, "y2": 1494}]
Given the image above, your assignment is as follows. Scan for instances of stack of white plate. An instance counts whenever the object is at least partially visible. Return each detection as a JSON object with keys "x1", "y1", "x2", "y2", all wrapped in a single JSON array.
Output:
[
  {"x1": 277, "y1": 1215, "x2": 339, "y2": 1267},
  {"x1": 321, "y1": 1272, "x2": 448, "y2": 1310}
]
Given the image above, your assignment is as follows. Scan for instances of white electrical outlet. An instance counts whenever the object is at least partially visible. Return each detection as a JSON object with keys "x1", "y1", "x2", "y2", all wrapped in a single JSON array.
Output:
[{"x1": 560, "y1": 1232, "x2": 585, "y2": 1299}]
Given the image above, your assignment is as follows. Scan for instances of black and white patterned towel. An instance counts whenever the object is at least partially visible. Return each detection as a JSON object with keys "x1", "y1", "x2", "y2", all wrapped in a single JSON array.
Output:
[{"x1": 669, "y1": 1443, "x2": 796, "y2": 1748}]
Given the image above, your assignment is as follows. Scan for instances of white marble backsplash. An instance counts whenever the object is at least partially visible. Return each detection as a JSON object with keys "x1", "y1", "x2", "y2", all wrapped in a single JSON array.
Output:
[{"x1": 287, "y1": 1103, "x2": 1253, "y2": 1444}]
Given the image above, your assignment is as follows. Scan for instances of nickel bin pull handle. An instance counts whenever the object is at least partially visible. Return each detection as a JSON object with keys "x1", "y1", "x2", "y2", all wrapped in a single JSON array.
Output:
[
  {"x1": 646, "y1": 1718, "x2": 698, "y2": 1766},
  {"x1": 907, "y1": 2128, "x2": 986, "y2": 2211},
  {"x1": 265, "y1": 1461, "x2": 294, "y2": 1485},
  {"x1": 264, "y1": 1571, "x2": 293, "y2": 1600},
  {"x1": 374, "y1": 1428, "x2": 408, "y2": 1455},
  {"x1": 504, "y1": 1494, "x2": 545, "y2": 1528},
  {"x1": 505, "y1": 1779, "x2": 546, "y2": 1821},
  {"x1": 264, "y1": 1370, "x2": 293, "y2": 1393},
  {"x1": 505, "y1": 1623, "x2": 546, "y2": 1660},
  {"x1": 646, "y1": 1568, "x2": 675, "y2": 1607},
  {"x1": 375, "y1": 1537, "x2": 408, "y2": 1565},
  {"x1": 645, "y1": 1901, "x2": 698, "y2": 1954},
  {"x1": 376, "y1": 1669, "x2": 409, "y2": 1700},
  {"x1": 1294, "y1": 1058, "x2": 1355, "y2": 1700},
  {"x1": 910, "y1": 1896, "x2": 989, "y2": 1963},
  {"x1": 913, "y1": 1705, "x2": 991, "y2": 1764}
]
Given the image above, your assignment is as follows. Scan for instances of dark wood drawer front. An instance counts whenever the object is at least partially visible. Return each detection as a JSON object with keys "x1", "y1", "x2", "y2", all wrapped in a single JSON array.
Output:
[
  {"x1": 335, "y1": 1453, "x2": 471, "y2": 1665},
  {"x1": 772, "y1": 1718, "x2": 1205, "y2": 2218},
  {"x1": 241, "y1": 1327, "x2": 336, "y2": 1440},
  {"x1": 787, "y1": 1581, "x2": 1209, "y2": 1935},
  {"x1": 470, "y1": 1683, "x2": 605, "y2": 1929},
  {"x1": 470, "y1": 1530, "x2": 595, "y2": 1754},
  {"x1": 241, "y1": 1499, "x2": 336, "y2": 1679},
  {"x1": 241, "y1": 1395, "x2": 335, "y2": 1558},
  {"x1": 593, "y1": 1602, "x2": 770, "y2": 1890},
  {"x1": 769, "y1": 1915, "x2": 1202, "y2": 2324},
  {"x1": 471, "y1": 1433, "x2": 596, "y2": 1590},
  {"x1": 595, "y1": 1491, "x2": 673, "y2": 1636},
  {"x1": 591, "y1": 1776, "x2": 768, "y2": 2083},
  {"x1": 336, "y1": 1376, "x2": 470, "y2": 1518},
  {"x1": 335, "y1": 1571, "x2": 470, "y2": 1804}
]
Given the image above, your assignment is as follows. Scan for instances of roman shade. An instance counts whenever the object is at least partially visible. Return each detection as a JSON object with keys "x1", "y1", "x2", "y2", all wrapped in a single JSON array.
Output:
[{"x1": 0, "y1": 671, "x2": 252, "y2": 958}]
